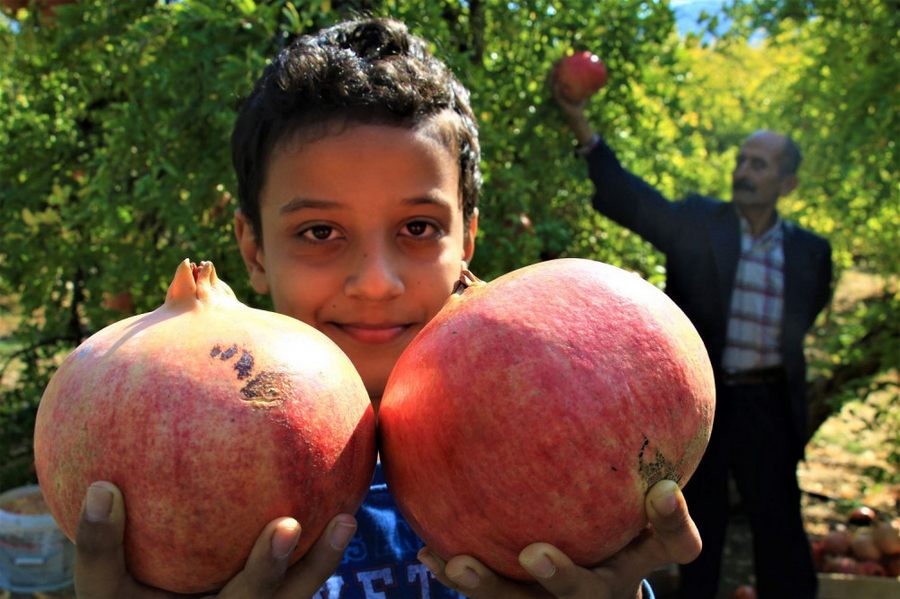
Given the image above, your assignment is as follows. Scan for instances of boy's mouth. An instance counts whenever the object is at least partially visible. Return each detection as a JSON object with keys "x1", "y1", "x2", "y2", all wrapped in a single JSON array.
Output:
[{"x1": 330, "y1": 322, "x2": 413, "y2": 344}]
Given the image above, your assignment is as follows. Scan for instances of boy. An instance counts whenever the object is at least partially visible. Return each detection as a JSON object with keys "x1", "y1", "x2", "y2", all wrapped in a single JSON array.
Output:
[{"x1": 72, "y1": 17, "x2": 701, "y2": 599}]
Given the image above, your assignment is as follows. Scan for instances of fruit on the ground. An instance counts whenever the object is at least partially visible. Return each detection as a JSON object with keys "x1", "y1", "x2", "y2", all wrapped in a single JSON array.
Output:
[
  {"x1": 810, "y1": 538, "x2": 827, "y2": 570},
  {"x1": 850, "y1": 529, "x2": 881, "y2": 562},
  {"x1": 857, "y1": 560, "x2": 886, "y2": 577},
  {"x1": 823, "y1": 526, "x2": 851, "y2": 555},
  {"x1": 732, "y1": 585, "x2": 757, "y2": 599},
  {"x1": 873, "y1": 519, "x2": 900, "y2": 556},
  {"x1": 379, "y1": 258, "x2": 715, "y2": 579},
  {"x1": 848, "y1": 505, "x2": 877, "y2": 525},
  {"x1": 556, "y1": 51, "x2": 608, "y2": 102},
  {"x1": 823, "y1": 556, "x2": 860, "y2": 574},
  {"x1": 34, "y1": 260, "x2": 377, "y2": 593},
  {"x1": 884, "y1": 553, "x2": 900, "y2": 577}
]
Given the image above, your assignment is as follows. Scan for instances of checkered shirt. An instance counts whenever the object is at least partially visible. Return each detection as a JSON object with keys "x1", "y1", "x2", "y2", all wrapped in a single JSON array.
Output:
[{"x1": 722, "y1": 215, "x2": 785, "y2": 373}]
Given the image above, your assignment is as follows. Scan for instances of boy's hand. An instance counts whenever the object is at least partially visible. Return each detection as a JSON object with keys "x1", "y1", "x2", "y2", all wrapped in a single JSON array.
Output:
[
  {"x1": 417, "y1": 479, "x2": 700, "y2": 599},
  {"x1": 74, "y1": 481, "x2": 354, "y2": 599}
]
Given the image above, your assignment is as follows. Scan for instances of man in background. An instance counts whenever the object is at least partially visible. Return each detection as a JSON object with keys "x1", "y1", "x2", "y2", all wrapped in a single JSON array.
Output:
[{"x1": 552, "y1": 77, "x2": 832, "y2": 598}]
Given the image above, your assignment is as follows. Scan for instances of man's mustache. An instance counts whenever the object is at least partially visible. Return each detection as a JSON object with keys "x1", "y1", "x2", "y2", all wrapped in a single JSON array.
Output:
[{"x1": 733, "y1": 179, "x2": 756, "y2": 192}]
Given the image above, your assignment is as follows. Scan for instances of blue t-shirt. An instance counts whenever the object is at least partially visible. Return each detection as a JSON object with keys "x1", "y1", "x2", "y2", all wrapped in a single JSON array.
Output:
[
  {"x1": 313, "y1": 464, "x2": 654, "y2": 599},
  {"x1": 313, "y1": 463, "x2": 463, "y2": 598}
]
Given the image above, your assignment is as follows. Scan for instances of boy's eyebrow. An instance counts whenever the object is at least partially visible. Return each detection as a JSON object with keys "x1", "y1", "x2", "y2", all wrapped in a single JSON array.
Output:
[
  {"x1": 401, "y1": 195, "x2": 453, "y2": 209},
  {"x1": 278, "y1": 195, "x2": 453, "y2": 214},
  {"x1": 279, "y1": 197, "x2": 344, "y2": 214}
]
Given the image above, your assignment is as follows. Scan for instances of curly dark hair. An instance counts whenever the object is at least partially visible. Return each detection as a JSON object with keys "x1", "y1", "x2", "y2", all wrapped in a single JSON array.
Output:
[{"x1": 231, "y1": 17, "x2": 482, "y2": 243}]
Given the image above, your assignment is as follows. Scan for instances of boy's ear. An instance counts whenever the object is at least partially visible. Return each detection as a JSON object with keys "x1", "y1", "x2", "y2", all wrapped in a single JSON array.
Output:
[
  {"x1": 463, "y1": 207, "x2": 479, "y2": 264},
  {"x1": 233, "y1": 209, "x2": 270, "y2": 295}
]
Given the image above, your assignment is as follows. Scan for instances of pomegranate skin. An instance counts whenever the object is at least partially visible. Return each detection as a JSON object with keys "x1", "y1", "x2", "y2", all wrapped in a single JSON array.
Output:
[
  {"x1": 557, "y1": 51, "x2": 608, "y2": 102},
  {"x1": 34, "y1": 260, "x2": 376, "y2": 593},
  {"x1": 379, "y1": 258, "x2": 715, "y2": 579}
]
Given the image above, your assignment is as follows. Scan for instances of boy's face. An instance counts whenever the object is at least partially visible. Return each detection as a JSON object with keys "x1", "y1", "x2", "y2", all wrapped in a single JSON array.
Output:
[{"x1": 235, "y1": 123, "x2": 477, "y2": 404}]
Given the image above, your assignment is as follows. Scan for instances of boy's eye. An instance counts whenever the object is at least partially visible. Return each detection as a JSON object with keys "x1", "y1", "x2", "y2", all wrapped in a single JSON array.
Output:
[
  {"x1": 299, "y1": 224, "x2": 339, "y2": 241},
  {"x1": 401, "y1": 220, "x2": 439, "y2": 238}
]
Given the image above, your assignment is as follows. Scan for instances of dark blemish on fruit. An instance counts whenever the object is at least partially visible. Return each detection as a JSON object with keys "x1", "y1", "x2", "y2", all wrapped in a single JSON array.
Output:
[
  {"x1": 638, "y1": 434, "x2": 681, "y2": 489},
  {"x1": 219, "y1": 344, "x2": 238, "y2": 360},
  {"x1": 240, "y1": 371, "x2": 291, "y2": 405},
  {"x1": 210, "y1": 345, "x2": 222, "y2": 358},
  {"x1": 610, "y1": 465, "x2": 619, "y2": 472},
  {"x1": 234, "y1": 351, "x2": 254, "y2": 380}
]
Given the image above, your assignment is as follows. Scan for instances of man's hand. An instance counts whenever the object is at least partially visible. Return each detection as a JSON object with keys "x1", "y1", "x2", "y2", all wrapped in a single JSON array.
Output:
[
  {"x1": 548, "y1": 62, "x2": 595, "y2": 147},
  {"x1": 417, "y1": 479, "x2": 701, "y2": 599},
  {"x1": 74, "y1": 481, "x2": 355, "y2": 599}
]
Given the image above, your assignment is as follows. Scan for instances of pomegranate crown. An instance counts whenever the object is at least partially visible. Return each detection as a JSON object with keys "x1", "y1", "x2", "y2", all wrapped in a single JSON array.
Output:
[{"x1": 165, "y1": 259, "x2": 237, "y2": 308}]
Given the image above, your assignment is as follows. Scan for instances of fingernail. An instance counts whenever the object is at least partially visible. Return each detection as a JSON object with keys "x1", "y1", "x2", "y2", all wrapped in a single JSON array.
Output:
[
  {"x1": 271, "y1": 519, "x2": 300, "y2": 559},
  {"x1": 85, "y1": 483, "x2": 112, "y2": 522},
  {"x1": 521, "y1": 552, "x2": 557, "y2": 579},
  {"x1": 328, "y1": 519, "x2": 356, "y2": 551},
  {"x1": 417, "y1": 548, "x2": 439, "y2": 574},
  {"x1": 651, "y1": 480, "x2": 679, "y2": 517},
  {"x1": 448, "y1": 566, "x2": 479, "y2": 589}
]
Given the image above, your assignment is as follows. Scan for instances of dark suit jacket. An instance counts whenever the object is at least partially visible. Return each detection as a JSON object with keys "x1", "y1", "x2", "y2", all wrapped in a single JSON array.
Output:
[{"x1": 585, "y1": 138, "x2": 833, "y2": 456}]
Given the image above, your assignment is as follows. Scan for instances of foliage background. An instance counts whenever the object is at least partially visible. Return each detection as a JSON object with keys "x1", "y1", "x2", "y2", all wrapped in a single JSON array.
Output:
[{"x1": 1, "y1": 0, "x2": 897, "y2": 490}]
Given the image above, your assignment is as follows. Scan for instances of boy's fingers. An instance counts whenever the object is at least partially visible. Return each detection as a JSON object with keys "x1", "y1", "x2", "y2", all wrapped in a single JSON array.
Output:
[
  {"x1": 442, "y1": 554, "x2": 505, "y2": 597},
  {"x1": 645, "y1": 480, "x2": 702, "y2": 564},
  {"x1": 219, "y1": 517, "x2": 300, "y2": 597},
  {"x1": 279, "y1": 514, "x2": 358, "y2": 597},
  {"x1": 423, "y1": 551, "x2": 547, "y2": 599},
  {"x1": 74, "y1": 481, "x2": 131, "y2": 599},
  {"x1": 520, "y1": 543, "x2": 599, "y2": 598},
  {"x1": 417, "y1": 548, "x2": 462, "y2": 592}
]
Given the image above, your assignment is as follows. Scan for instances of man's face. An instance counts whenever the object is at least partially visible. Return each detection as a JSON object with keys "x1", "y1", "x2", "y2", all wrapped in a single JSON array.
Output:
[
  {"x1": 235, "y1": 123, "x2": 477, "y2": 405},
  {"x1": 731, "y1": 132, "x2": 795, "y2": 211}
]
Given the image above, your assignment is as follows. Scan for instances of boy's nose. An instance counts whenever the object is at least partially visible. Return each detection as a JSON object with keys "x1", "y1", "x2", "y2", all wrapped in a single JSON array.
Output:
[{"x1": 344, "y1": 246, "x2": 404, "y2": 301}]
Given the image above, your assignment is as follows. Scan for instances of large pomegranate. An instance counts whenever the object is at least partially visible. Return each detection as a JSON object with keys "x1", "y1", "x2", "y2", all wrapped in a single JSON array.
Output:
[
  {"x1": 34, "y1": 260, "x2": 376, "y2": 593},
  {"x1": 379, "y1": 258, "x2": 714, "y2": 579}
]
